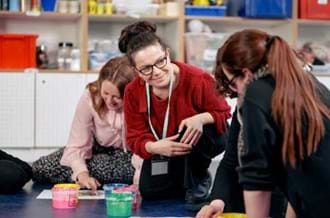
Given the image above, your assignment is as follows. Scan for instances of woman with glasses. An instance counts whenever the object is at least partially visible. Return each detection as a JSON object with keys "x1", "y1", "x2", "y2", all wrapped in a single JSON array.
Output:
[
  {"x1": 32, "y1": 57, "x2": 142, "y2": 190},
  {"x1": 119, "y1": 21, "x2": 231, "y2": 211},
  {"x1": 198, "y1": 29, "x2": 330, "y2": 218}
]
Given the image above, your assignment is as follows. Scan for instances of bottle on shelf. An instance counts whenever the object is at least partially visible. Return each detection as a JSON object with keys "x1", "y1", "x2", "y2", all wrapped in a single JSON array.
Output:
[
  {"x1": 70, "y1": 48, "x2": 81, "y2": 71},
  {"x1": 31, "y1": 0, "x2": 41, "y2": 12},
  {"x1": 68, "y1": 0, "x2": 80, "y2": 14},
  {"x1": 97, "y1": 0, "x2": 105, "y2": 15},
  {"x1": 88, "y1": 0, "x2": 97, "y2": 14},
  {"x1": 57, "y1": 42, "x2": 73, "y2": 70},
  {"x1": 36, "y1": 43, "x2": 49, "y2": 69},
  {"x1": 104, "y1": 0, "x2": 113, "y2": 15},
  {"x1": 58, "y1": 0, "x2": 69, "y2": 13}
]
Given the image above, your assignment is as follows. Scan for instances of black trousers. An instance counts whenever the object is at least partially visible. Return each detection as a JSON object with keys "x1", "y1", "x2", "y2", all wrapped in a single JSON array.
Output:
[
  {"x1": 139, "y1": 124, "x2": 228, "y2": 200},
  {"x1": 0, "y1": 150, "x2": 32, "y2": 194},
  {"x1": 32, "y1": 140, "x2": 134, "y2": 185}
]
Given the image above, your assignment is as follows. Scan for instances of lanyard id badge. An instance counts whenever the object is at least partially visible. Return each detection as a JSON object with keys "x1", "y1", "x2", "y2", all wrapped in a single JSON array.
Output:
[
  {"x1": 146, "y1": 67, "x2": 174, "y2": 176},
  {"x1": 151, "y1": 158, "x2": 169, "y2": 176}
]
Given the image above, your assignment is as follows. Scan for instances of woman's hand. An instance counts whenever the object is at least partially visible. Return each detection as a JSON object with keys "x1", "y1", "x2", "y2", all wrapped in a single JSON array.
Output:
[
  {"x1": 196, "y1": 199, "x2": 225, "y2": 218},
  {"x1": 77, "y1": 171, "x2": 101, "y2": 191},
  {"x1": 179, "y1": 113, "x2": 214, "y2": 146},
  {"x1": 146, "y1": 134, "x2": 192, "y2": 157},
  {"x1": 285, "y1": 203, "x2": 296, "y2": 218}
]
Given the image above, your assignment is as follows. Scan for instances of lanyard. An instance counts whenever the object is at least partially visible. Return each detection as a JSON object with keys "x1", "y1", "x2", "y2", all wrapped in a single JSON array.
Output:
[{"x1": 145, "y1": 70, "x2": 174, "y2": 141}]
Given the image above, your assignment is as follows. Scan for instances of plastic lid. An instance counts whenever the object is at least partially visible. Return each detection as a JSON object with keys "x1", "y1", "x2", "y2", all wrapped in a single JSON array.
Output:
[
  {"x1": 103, "y1": 183, "x2": 128, "y2": 191},
  {"x1": 58, "y1": 42, "x2": 73, "y2": 47},
  {"x1": 53, "y1": 183, "x2": 80, "y2": 189},
  {"x1": 218, "y1": 213, "x2": 247, "y2": 218},
  {"x1": 106, "y1": 192, "x2": 133, "y2": 201}
]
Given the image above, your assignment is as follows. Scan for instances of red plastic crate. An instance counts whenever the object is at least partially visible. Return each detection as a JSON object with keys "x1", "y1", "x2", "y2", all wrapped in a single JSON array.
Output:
[
  {"x1": 0, "y1": 34, "x2": 38, "y2": 69},
  {"x1": 299, "y1": 0, "x2": 330, "y2": 20}
]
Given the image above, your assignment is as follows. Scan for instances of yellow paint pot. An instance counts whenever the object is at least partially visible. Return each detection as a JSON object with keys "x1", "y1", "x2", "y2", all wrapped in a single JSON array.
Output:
[{"x1": 219, "y1": 213, "x2": 247, "y2": 218}]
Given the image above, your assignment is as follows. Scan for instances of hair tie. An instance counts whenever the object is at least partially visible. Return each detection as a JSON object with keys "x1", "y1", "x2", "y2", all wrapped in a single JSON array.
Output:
[{"x1": 266, "y1": 35, "x2": 275, "y2": 49}]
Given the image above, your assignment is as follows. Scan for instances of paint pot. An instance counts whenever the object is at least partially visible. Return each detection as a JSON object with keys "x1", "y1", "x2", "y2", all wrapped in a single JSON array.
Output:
[
  {"x1": 219, "y1": 213, "x2": 247, "y2": 218},
  {"x1": 51, "y1": 183, "x2": 80, "y2": 209},
  {"x1": 105, "y1": 192, "x2": 133, "y2": 217},
  {"x1": 103, "y1": 183, "x2": 128, "y2": 197},
  {"x1": 115, "y1": 185, "x2": 142, "y2": 210}
]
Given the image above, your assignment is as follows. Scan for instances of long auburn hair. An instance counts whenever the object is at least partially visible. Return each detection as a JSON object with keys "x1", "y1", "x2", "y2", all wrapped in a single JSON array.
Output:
[
  {"x1": 87, "y1": 56, "x2": 135, "y2": 119},
  {"x1": 215, "y1": 29, "x2": 330, "y2": 167}
]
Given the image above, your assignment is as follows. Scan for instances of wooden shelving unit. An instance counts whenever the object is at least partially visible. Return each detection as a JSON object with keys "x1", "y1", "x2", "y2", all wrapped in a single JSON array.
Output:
[
  {"x1": 88, "y1": 14, "x2": 178, "y2": 23},
  {"x1": 0, "y1": 0, "x2": 329, "y2": 74},
  {"x1": 185, "y1": 16, "x2": 292, "y2": 27},
  {"x1": 0, "y1": 11, "x2": 81, "y2": 21}
]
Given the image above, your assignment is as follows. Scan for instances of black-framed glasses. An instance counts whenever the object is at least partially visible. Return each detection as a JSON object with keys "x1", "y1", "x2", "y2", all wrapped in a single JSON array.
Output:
[
  {"x1": 135, "y1": 55, "x2": 168, "y2": 76},
  {"x1": 222, "y1": 71, "x2": 241, "y2": 90},
  {"x1": 217, "y1": 70, "x2": 242, "y2": 98}
]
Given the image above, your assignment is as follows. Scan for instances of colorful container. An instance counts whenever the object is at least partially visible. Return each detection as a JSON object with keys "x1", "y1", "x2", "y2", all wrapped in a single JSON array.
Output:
[
  {"x1": 244, "y1": 0, "x2": 292, "y2": 18},
  {"x1": 219, "y1": 213, "x2": 247, "y2": 218},
  {"x1": 299, "y1": 0, "x2": 330, "y2": 20},
  {"x1": 114, "y1": 185, "x2": 142, "y2": 210},
  {"x1": 105, "y1": 192, "x2": 133, "y2": 217},
  {"x1": 41, "y1": 0, "x2": 57, "y2": 11},
  {"x1": 185, "y1": 5, "x2": 226, "y2": 16},
  {"x1": 0, "y1": 34, "x2": 38, "y2": 69},
  {"x1": 103, "y1": 183, "x2": 128, "y2": 197},
  {"x1": 51, "y1": 183, "x2": 80, "y2": 209}
]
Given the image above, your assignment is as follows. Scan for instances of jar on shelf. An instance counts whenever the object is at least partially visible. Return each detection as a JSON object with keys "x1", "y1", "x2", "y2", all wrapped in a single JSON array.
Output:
[
  {"x1": 70, "y1": 48, "x2": 81, "y2": 71},
  {"x1": 58, "y1": 0, "x2": 69, "y2": 13},
  {"x1": 57, "y1": 42, "x2": 73, "y2": 70},
  {"x1": 68, "y1": 0, "x2": 80, "y2": 14}
]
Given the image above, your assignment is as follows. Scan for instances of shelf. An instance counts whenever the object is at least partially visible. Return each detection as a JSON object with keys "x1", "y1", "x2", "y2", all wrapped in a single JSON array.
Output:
[
  {"x1": 297, "y1": 19, "x2": 330, "y2": 27},
  {"x1": 185, "y1": 16, "x2": 292, "y2": 27},
  {"x1": 39, "y1": 69, "x2": 84, "y2": 74},
  {"x1": 87, "y1": 70, "x2": 99, "y2": 74},
  {"x1": 0, "y1": 69, "x2": 26, "y2": 73},
  {"x1": 0, "y1": 11, "x2": 81, "y2": 21},
  {"x1": 88, "y1": 14, "x2": 178, "y2": 24},
  {"x1": 0, "y1": 69, "x2": 85, "y2": 73},
  {"x1": 313, "y1": 72, "x2": 330, "y2": 77}
]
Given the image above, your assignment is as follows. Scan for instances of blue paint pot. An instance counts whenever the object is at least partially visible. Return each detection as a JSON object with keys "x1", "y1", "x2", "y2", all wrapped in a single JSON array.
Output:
[{"x1": 103, "y1": 183, "x2": 128, "y2": 197}]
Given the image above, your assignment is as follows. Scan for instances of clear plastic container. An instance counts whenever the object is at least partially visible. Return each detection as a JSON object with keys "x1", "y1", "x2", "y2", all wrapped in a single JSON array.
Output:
[
  {"x1": 70, "y1": 48, "x2": 81, "y2": 71},
  {"x1": 57, "y1": 42, "x2": 73, "y2": 70},
  {"x1": 105, "y1": 192, "x2": 133, "y2": 217},
  {"x1": 185, "y1": 32, "x2": 229, "y2": 72}
]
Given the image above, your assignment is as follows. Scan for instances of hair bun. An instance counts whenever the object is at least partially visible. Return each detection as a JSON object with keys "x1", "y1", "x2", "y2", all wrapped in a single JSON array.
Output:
[{"x1": 119, "y1": 21, "x2": 157, "y2": 53}]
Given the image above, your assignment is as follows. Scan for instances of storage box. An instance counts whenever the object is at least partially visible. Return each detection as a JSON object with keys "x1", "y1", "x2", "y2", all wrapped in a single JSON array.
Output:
[
  {"x1": 299, "y1": 0, "x2": 330, "y2": 20},
  {"x1": 185, "y1": 32, "x2": 229, "y2": 72},
  {"x1": 244, "y1": 0, "x2": 292, "y2": 18},
  {"x1": 0, "y1": 34, "x2": 38, "y2": 69},
  {"x1": 185, "y1": 6, "x2": 226, "y2": 16},
  {"x1": 41, "y1": 0, "x2": 57, "y2": 12}
]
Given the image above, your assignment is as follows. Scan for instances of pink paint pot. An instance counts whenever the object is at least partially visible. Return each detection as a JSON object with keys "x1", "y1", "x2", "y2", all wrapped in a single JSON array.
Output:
[{"x1": 51, "y1": 183, "x2": 80, "y2": 209}]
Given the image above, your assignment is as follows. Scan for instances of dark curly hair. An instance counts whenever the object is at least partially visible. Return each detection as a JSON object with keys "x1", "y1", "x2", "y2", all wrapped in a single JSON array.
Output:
[{"x1": 118, "y1": 21, "x2": 167, "y2": 65}]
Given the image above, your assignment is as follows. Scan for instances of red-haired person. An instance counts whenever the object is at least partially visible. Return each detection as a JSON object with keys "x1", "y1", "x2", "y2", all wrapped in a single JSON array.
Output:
[
  {"x1": 198, "y1": 29, "x2": 330, "y2": 218},
  {"x1": 32, "y1": 57, "x2": 142, "y2": 190}
]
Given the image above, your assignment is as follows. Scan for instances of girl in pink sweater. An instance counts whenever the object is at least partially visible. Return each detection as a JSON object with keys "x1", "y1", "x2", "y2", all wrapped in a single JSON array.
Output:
[{"x1": 32, "y1": 57, "x2": 142, "y2": 190}]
